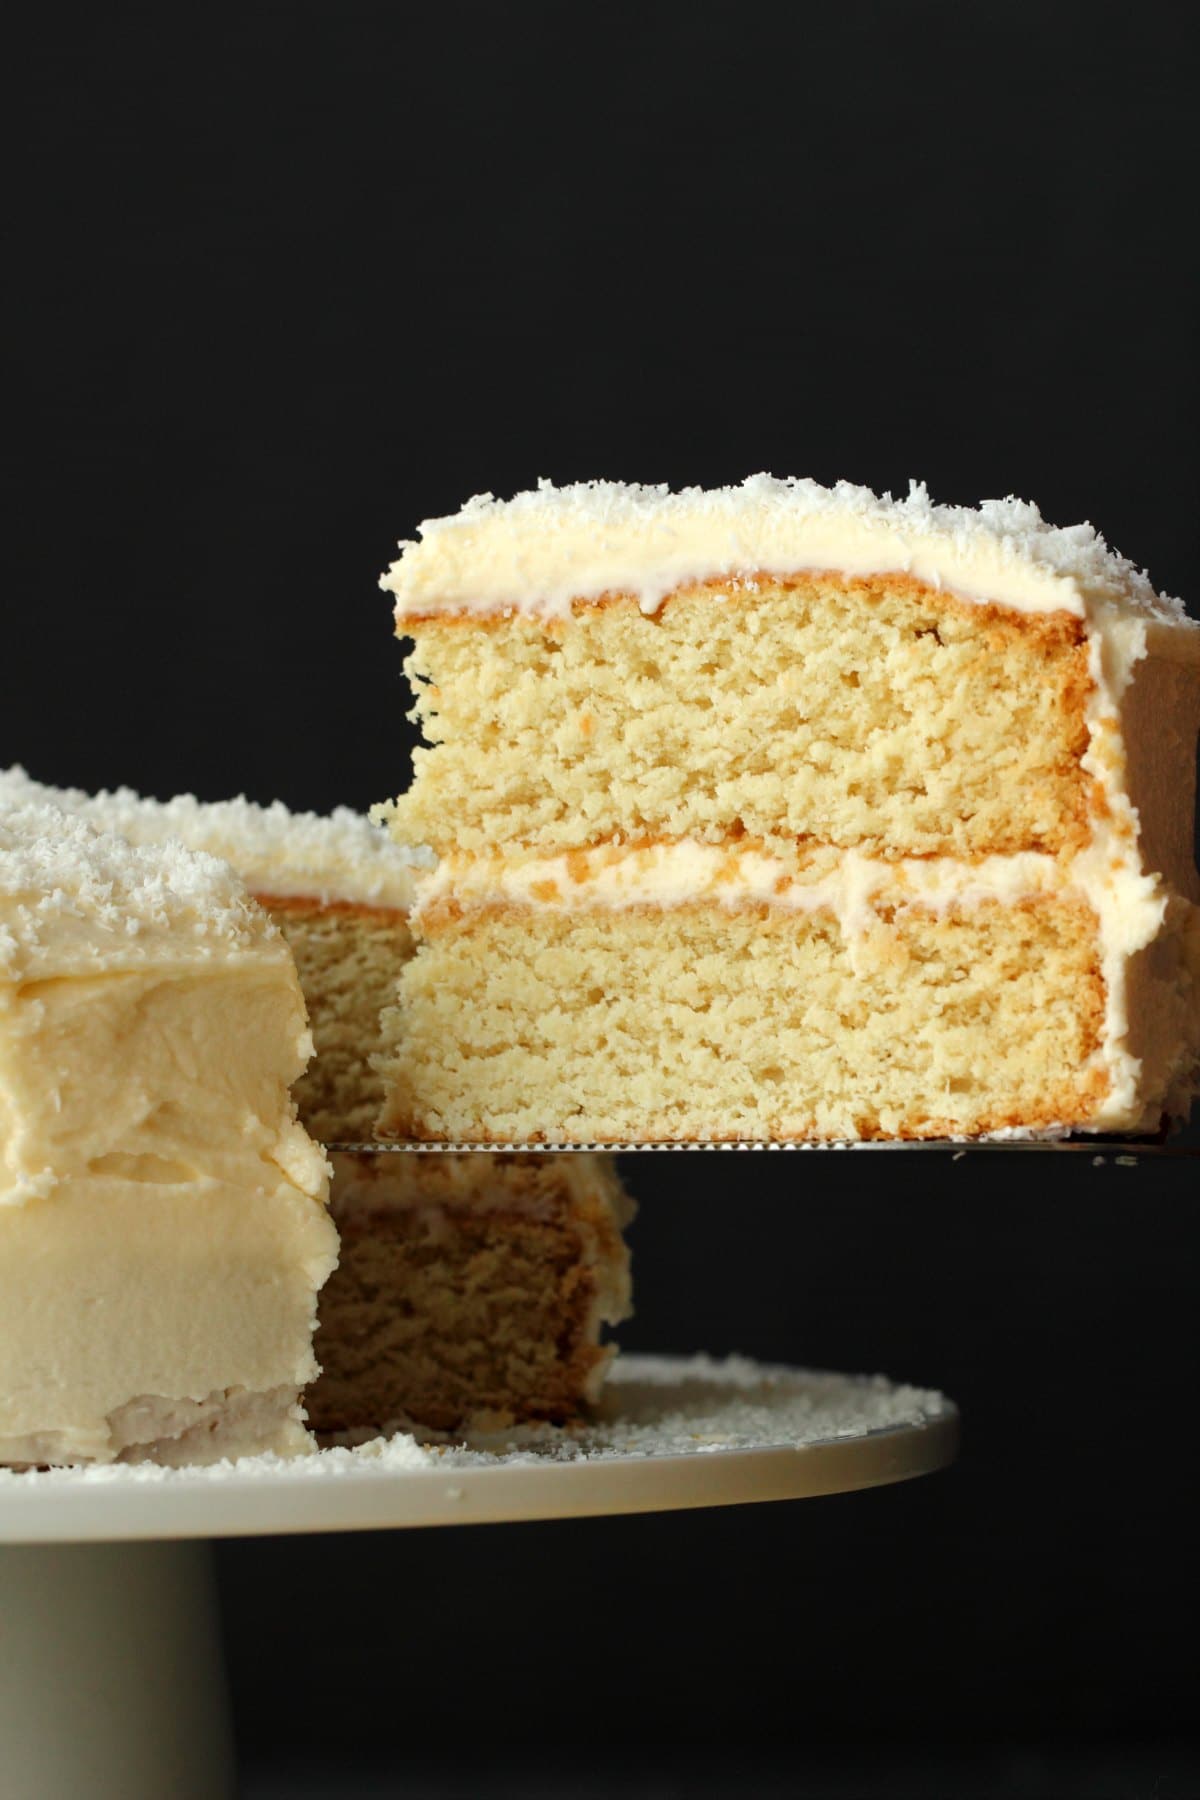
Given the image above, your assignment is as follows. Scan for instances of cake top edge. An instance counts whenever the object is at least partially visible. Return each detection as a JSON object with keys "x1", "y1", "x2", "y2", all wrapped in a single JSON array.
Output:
[
  {"x1": 381, "y1": 475, "x2": 1193, "y2": 629},
  {"x1": 0, "y1": 769, "x2": 421, "y2": 908},
  {"x1": 0, "y1": 795, "x2": 280, "y2": 974}
]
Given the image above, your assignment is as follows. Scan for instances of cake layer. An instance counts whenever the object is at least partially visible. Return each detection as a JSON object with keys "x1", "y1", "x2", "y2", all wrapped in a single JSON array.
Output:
[
  {"x1": 308, "y1": 1153, "x2": 633, "y2": 1435},
  {"x1": 387, "y1": 575, "x2": 1096, "y2": 859},
  {"x1": 262, "y1": 896, "x2": 415, "y2": 1142},
  {"x1": 378, "y1": 894, "x2": 1135, "y2": 1142}
]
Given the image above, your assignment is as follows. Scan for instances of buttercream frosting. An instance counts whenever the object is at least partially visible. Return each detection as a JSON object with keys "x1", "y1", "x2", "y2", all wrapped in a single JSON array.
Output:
[
  {"x1": 382, "y1": 476, "x2": 1199, "y2": 633},
  {"x1": 0, "y1": 799, "x2": 338, "y2": 1464},
  {"x1": 0, "y1": 769, "x2": 421, "y2": 910}
]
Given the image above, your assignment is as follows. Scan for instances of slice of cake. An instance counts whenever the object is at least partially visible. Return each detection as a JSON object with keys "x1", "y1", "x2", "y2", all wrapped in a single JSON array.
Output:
[
  {"x1": 0, "y1": 799, "x2": 338, "y2": 1466},
  {"x1": 374, "y1": 477, "x2": 1200, "y2": 1142},
  {"x1": 0, "y1": 771, "x2": 635, "y2": 1434}
]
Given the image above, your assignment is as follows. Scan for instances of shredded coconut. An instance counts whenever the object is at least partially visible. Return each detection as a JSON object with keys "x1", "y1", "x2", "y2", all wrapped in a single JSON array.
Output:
[
  {"x1": 0, "y1": 768, "x2": 422, "y2": 909},
  {"x1": 0, "y1": 1355, "x2": 950, "y2": 1488},
  {"x1": 382, "y1": 475, "x2": 1194, "y2": 628},
  {"x1": 0, "y1": 797, "x2": 276, "y2": 976}
]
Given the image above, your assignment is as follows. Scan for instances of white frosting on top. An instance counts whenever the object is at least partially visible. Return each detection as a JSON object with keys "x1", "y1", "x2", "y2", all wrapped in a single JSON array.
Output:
[
  {"x1": 0, "y1": 798, "x2": 279, "y2": 978},
  {"x1": 0, "y1": 769, "x2": 420, "y2": 909},
  {"x1": 382, "y1": 475, "x2": 1197, "y2": 630}
]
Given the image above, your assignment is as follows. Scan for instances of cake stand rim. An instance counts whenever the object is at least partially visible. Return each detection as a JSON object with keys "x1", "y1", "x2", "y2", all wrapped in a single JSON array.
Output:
[{"x1": 0, "y1": 1358, "x2": 958, "y2": 1545}]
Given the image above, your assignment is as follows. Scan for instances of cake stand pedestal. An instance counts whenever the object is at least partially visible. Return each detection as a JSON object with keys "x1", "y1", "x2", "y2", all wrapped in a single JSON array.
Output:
[
  {"x1": 0, "y1": 1539, "x2": 234, "y2": 1800},
  {"x1": 0, "y1": 1354, "x2": 957, "y2": 1800}
]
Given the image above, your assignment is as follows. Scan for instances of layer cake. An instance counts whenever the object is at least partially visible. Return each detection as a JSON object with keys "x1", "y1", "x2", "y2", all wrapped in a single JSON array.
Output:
[
  {"x1": 375, "y1": 477, "x2": 1200, "y2": 1142},
  {"x1": 0, "y1": 770, "x2": 634, "y2": 1437}
]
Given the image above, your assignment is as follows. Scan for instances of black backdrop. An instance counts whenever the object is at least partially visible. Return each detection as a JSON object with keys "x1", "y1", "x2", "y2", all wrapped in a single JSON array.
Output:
[{"x1": 6, "y1": 4, "x2": 1198, "y2": 1796}]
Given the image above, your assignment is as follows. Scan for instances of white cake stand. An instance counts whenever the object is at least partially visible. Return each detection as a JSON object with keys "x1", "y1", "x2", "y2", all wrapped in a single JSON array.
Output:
[{"x1": 0, "y1": 1355, "x2": 957, "y2": 1800}]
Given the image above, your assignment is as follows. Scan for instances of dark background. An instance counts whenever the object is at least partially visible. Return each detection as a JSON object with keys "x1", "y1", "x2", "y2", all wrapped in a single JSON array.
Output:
[{"x1": 7, "y1": 4, "x2": 1198, "y2": 1796}]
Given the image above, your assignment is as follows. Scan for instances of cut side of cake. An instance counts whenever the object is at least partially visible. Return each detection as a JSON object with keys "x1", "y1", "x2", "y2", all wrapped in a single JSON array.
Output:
[
  {"x1": 0, "y1": 771, "x2": 636, "y2": 1434},
  {"x1": 0, "y1": 799, "x2": 338, "y2": 1466},
  {"x1": 375, "y1": 477, "x2": 1200, "y2": 1143},
  {"x1": 309, "y1": 1152, "x2": 633, "y2": 1436}
]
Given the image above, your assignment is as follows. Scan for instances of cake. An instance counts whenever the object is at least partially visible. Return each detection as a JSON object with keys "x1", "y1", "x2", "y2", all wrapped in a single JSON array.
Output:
[
  {"x1": 374, "y1": 477, "x2": 1200, "y2": 1143},
  {"x1": 307, "y1": 1151, "x2": 632, "y2": 1436},
  {"x1": 0, "y1": 770, "x2": 635, "y2": 1436},
  {"x1": 0, "y1": 771, "x2": 419, "y2": 1143},
  {"x1": 0, "y1": 798, "x2": 338, "y2": 1466}
]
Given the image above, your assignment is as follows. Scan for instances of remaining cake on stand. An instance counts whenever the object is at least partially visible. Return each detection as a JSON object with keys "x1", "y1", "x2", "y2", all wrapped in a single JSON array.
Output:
[
  {"x1": 0, "y1": 770, "x2": 635, "y2": 1438},
  {"x1": 0, "y1": 775, "x2": 422, "y2": 1143},
  {"x1": 374, "y1": 476, "x2": 1200, "y2": 1143},
  {"x1": 308, "y1": 1151, "x2": 632, "y2": 1436},
  {"x1": 0, "y1": 798, "x2": 338, "y2": 1466}
]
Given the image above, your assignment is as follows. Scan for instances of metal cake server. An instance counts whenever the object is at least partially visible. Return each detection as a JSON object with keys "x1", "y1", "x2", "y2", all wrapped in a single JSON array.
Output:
[{"x1": 323, "y1": 1134, "x2": 1199, "y2": 1158}]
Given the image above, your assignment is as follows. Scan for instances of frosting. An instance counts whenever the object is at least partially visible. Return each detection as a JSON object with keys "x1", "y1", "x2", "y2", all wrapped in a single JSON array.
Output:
[
  {"x1": 0, "y1": 769, "x2": 421, "y2": 910},
  {"x1": 413, "y1": 840, "x2": 1071, "y2": 919},
  {"x1": 1, "y1": 798, "x2": 338, "y2": 1463},
  {"x1": 0, "y1": 799, "x2": 273, "y2": 977},
  {"x1": 0, "y1": 1183, "x2": 335, "y2": 1464},
  {"x1": 382, "y1": 475, "x2": 1199, "y2": 632}
]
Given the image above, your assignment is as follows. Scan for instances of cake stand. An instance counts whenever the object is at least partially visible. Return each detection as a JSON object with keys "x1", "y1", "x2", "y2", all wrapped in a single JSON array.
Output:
[{"x1": 0, "y1": 1354, "x2": 955, "y2": 1800}]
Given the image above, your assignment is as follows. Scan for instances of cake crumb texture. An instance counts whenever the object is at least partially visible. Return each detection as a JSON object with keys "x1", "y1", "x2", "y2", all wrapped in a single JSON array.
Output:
[
  {"x1": 388, "y1": 576, "x2": 1094, "y2": 859},
  {"x1": 308, "y1": 1153, "x2": 633, "y2": 1435},
  {"x1": 378, "y1": 899, "x2": 1111, "y2": 1142},
  {"x1": 262, "y1": 897, "x2": 415, "y2": 1141}
]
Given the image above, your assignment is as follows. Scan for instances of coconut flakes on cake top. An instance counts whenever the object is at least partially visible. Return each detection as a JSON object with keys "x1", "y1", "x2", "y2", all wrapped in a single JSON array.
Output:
[
  {"x1": 0, "y1": 797, "x2": 277, "y2": 978},
  {"x1": 0, "y1": 770, "x2": 420, "y2": 909},
  {"x1": 382, "y1": 475, "x2": 1194, "y2": 631}
]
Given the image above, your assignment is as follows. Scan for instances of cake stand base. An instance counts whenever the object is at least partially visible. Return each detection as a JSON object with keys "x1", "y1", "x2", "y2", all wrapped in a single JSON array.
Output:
[
  {"x1": 0, "y1": 1356, "x2": 956, "y2": 1800},
  {"x1": 0, "y1": 1541, "x2": 235, "y2": 1800}
]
